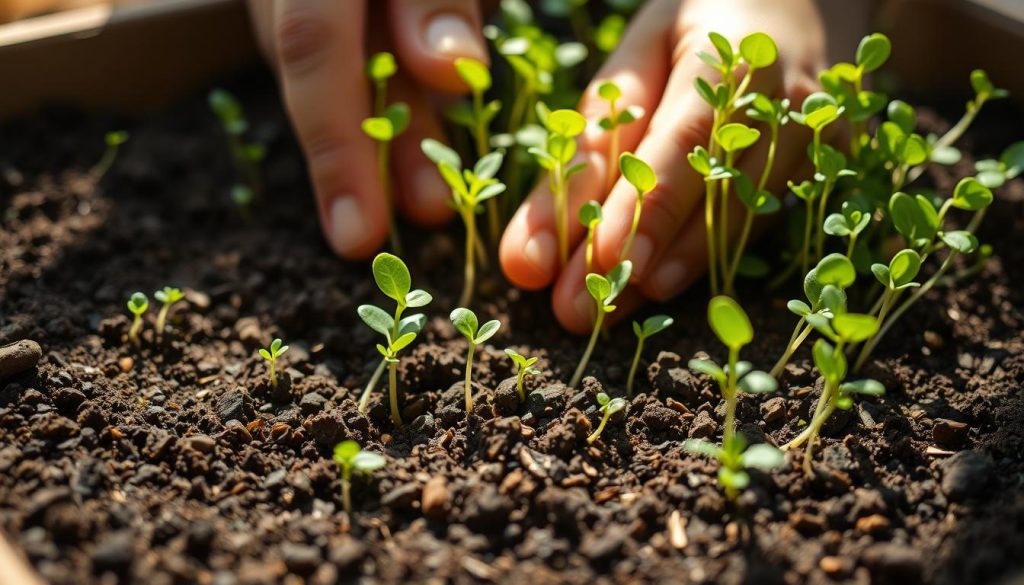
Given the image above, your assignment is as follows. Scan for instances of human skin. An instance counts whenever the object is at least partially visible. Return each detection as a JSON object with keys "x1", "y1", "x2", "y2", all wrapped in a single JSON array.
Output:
[{"x1": 249, "y1": 0, "x2": 829, "y2": 333}]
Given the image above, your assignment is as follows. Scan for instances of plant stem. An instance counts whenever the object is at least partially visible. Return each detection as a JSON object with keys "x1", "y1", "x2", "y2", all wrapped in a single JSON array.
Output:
[
  {"x1": 472, "y1": 89, "x2": 501, "y2": 245},
  {"x1": 129, "y1": 315, "x2": 142, "y2": 346},
  {"x1": 460, "y1": 209, "x2": 477, "y2": 307},
  {"x1": 814, "y1": 179, "x2": 835, "y2": 262},
  {"x1": 907, "y1": 98, "x2": 984, "y2": 184},
  {"x1": 156, "y1": 304, "x2": 170, "y2": 336},
  {"x1": 552, "y1": 162, "x2": 569, "y2": 268},
  {"x1": 92, "y1": 146, "x2": 118, "y2": 179},
  {"x1": 269, "y1": 359, "x2": 277, "y2": 388},
  {"x1": 718, "y1": 152, "x2": 736, "y2": 290},
  {"x1": 769, "y1": 320, "x2": 812, "y2": 378},
  {"x1": 620, "y1": 192, "x2": 643, "y2": 263},
  {"x1": 570, "y1": 309, "x2": 605, "y2": 388},
  {"x1": 584, "y1": 226, "x2": 596, "y2": 275},
  {"x1": 358, "y1": 358, "x2": 387, "y2": 413},
  {"x1": 516, "y1": 369, "x2": 527, "y2": 402},
  {"x1": 725, "y1": 122, "x2": 780, "y2": 295},
  {"x1": 464, "y1": 344, "x2": 476, "y2": 413},
  {"x1": 724, "y1": 346, "x2": 739, "y2": 442},
  {"x1": 606, "y1": 108, "x2": 620, "y2": 194},
  {"x1": 705, "y1": 178, "x2": 720, "y2": 295},
  {"x1": 341, "y1": 468, "x2": 352, "y2": 514},
  {"x1": 800, "y1": 198, "x2": 814, "y2": 278},
  {"x1": 587, "y1": 409, "x2": 610, "y2": 444},
  {"x1": 627, "y1": 337, "x2": 644, "y2": 398},
  {"x1": 388, "y1": 360, "x2": 402, "y2": 427}
]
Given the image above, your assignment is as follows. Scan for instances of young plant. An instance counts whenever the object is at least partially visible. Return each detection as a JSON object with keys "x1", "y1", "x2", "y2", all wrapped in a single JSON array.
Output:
[
  {"x1": 587, "y1": 392, "x2": 627, "y2": 444},
  {"x1": 126, "y1": 292, "x2": 148, "y2": 346},
  {"x1": 578, "y1": 200, "x2": 602, "y2": 274},
  {"x1": 782, "y1": 314, "x2": 884, "y2": 475},
  {"x1": 689, "y1": 296, "x2": 777, "y2": 443},
  {"x1": 153, "y1": 286, "x2": 185, "y2": 336},
  {"x1": 332, "y1": 440, "x2": 386, "y2": 515},
  {"x1": 421, "y1": 140, "x2": 506, "y2": 307},
  {"x1": 627, "y1": 315, "x2": 673, "y2": 397},
  {"x1": 209, "y1": 89, "x2": 265, "y2": 200},
  {"x1": 684, "y1": 434, "x2": 784, "y2": 501},
  {"x1": 504, "y1": 349, "x2": 540, "y2": 402},
  {"x1": 453, "y1": 57, "x2": 504, "y2": 239},
  {"x1": 450, "y1": 308, "x2": 502, "y2": 412},
  {"x1": 92, "y1": 131, "x2": 128, "y2": 179},
  {"x1": 258, "y1": 338, "x2": 289, "y2": 388},
  {"x1": 596, "y1": 80, "x2": 642, "y2": 192},
  {"x1": 618, "y1": 152, "x2": 657, "y2": 263},
  {"x1": 530, "y1": 107, "x2": 588, "y2": 267},
  {"x1": 569, "y1": 260, "x2": 632, "y2": 388},
  {"x1": 363, "y1": 52, "x2": 410, "y2": 253},
  {"x1": 357, "y1": 253, "x2": 431, "y2": 424}
]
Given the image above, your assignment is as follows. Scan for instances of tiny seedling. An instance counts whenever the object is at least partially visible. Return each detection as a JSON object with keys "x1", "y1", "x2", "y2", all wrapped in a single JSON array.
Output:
[
  {"x1": 627, "y1": 315, "x2": 673, "y2": 397},
  {"x1": 689, "y1": 296, "x2": 777, "y2": 443},
  {"x1": 153, "y1": 286, "x2": 185, "y2": 336},
  {"x1": 258, "y1": 338, "x2": 289, "y2": 388},
  {"x1": 569, "y1": 260, "x2": 632, "y2": 388},
  {"x1": 530, "y1": 107, "x2": 588, "y2": 267},
  {"x1": 451, "y1": 308, "x2": 502, "y2": 412},
  {"x1": 618, "y1": 152, "x2": 657, "y2": 263},
  {"x1": 363, "y1": 52, "x2": 410, "y2": 252},
  {"x1": 92, "y1": 130, "x2": 128, "y2": 179},
  {"x1": 357, "y1": 253, "x2": 431, "y2": 425},
  {"x1": 682, "y1": 434, "x2": 784, "y2": 501},
  {"x1": 421, "y1": 139, "x2": 506, "y2": 307},
  {"x1": 504, "y1": 349, "x2": 541, "y2": 402},
  {"x1": 332, "y1": 440, "x2": 386, "y2": 514},
  {"x1": 587, "y1": 392, "x2": 626, "y2": 444},
  {"x1": 578, "y1": 200, "x2": 603, "y2": 274},
  {"x1": 209, "y1": 89, "x2": 265, "y2": 200},
  {"x1": 596, "y1": 80, "x2": 642, "y2": 192},
  {"x1": 454, "y1": 57, "x2": 504, "y2": 239},
  {"x1": 126, "y1": 292, "x2": 148, "y2": 346}
]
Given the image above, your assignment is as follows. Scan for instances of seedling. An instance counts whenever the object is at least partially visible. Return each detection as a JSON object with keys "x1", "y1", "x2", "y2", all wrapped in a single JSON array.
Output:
[
  {"x1": 569, "y1": 261, "x2": 632, "y2": 388},
  {"x1": 332, "y1": 440, "x2": 386, "y2": 514},
  {"x1": 530, "y1": 107, "x2": 588, "y2": 267},
  {"x1": 258, "y1": 338, "x2": 289, "y2": 388},
  {"x1": 126, "y1": 292, "x2": 148, "y2": 346},
  {"x1": 578, "y1": 200, "x2": 602, "y2": 274},
  {"x1": 153, "y1": 286, "x2": 185, "y2": 336},
  {"x1": 363, "y1": 52, "x2": 410, "y2": 253},
  {"x1": 209, "y1": 89, "x2": 265, "y2": 200},
  {"x1": 627, "y1": 315, "x2": 672, "y2": 397},
  {"x1": 974, "y1": 141, "x2": 1024, "y2": 188},
  {"x1": 504, "y1": 349, "x2": 540, "y2": 402},
  {"x1": 689, "y1": 296, "x2": 777, "y2": 442},
  {"x1": 618, "y1": 152, "x2": 657, "y2": 263},
  {"x1": 587, "y1": 392, "x2": 626, "y2": 444},
  {"x1": 451, "y1": 308, "x2": 502, "y2": 412},
  {"x1": 421, "y1": 140, "x2": 506, "y2": 306},
  {"x1": 596, "y1": 81, "x2": 643, "y2": 192},
  {"x1": 823, "y1": 201, "x2": 872, "y2": 257},
  {"x1": 782, "y1": 315, "x2": 884, "y2": 475},
  {"x1": 92, "y1": 130, "x2": 128, "y2": 179},
  {"x1": 357, "y1": 253, "x2": 431, "y2": 424},
  {"x1": 453, "y1": 57, "x2": 504, "y2": 239},
  {"x1": 683, "y1": 434, "x2": 784, "y2": 501}
]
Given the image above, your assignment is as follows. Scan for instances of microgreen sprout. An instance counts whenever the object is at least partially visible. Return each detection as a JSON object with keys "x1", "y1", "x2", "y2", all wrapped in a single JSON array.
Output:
[
  {"x1": 683, "y1": 434, "x2": 785, "y2": 502},
  {"x1": 209, "y1": 89, "x2": 265, "y2": 201},
  {"x1": 618, "y1": 152, "x2": 656, "y2": 263},
  {"x1": 504, "y1": 349, "x2": 541, "y2": 402},
  {"x1": 450, "y1": 308, "x2": 502, "y2": 412},
  {"x1": 974, "y1": 141, "x2": 1024, "y2": 188},
  {"x1": 92, "y1": 130, "x2": 128, "y2": 179},
  {"x1": 627, "y1": 315, "x2": 673, "y2": 397},
  {"x1": 596, "y1": 81, "x2": 642, "y2": 192},
  {"x1": 453, "y1": 57, "x2": 504, "y2": 239},
  {"x1": 363, "y1": 52, "x2": 410, "y2": 253},
  {"x1": 569, "y1": 260, "x2": 632, "y2": 388},
  {"x1": 689, "y1": 296, "x2": 777, "y2": 443},
  {"x1": 530, "y1": 107, "x2": 588, "y2": 267},
  {"x1": 422, "y1": 139, "x2": 507, "y2": 307},
  {"x1": 332, "y1": 440, "x2": 386, "y2": 514},
  {"x1": 153, "y1": 286, "x2": 185, "y2": 336},
  {"x1": 126, "y1": 292, "x2": 148, "y2": 346},
  {"x1": 258, "y1": 338, "x2": 289, "y2": 388},
  {"x1": 357, "y1": 253, "x2": 431, "y2": 425},
  {"x1": 587, "y1": 392, "x2": 626, "y2": 444},
  {"x1": 578, "y1": 200, "x2": 602, "y2": 274}
]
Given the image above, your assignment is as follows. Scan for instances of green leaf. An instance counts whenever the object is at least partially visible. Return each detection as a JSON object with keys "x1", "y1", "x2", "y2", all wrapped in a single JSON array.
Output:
[
  {"x1": 694, "y1": 77, "x2": 719, "y2": 108},
  {"x1": 358, "y1": 305, "x2": 394, "y2": 337},
  {"x1": 366, "y1": 52, "x2": 397, "y2": 81},
  {"x1": 823, "y1": 213, "x2": 851, "y2": 237},
  {"x1": 952, "y1": 177, "x2": 993, "y2": 211},
  {"x1": 585, "y1": 273, "x2": 611, "y2": 303},
  {"x1": 1000, "y1": 141, "x2": 1024, "y2": 176},
  {"x1": 804, "y1": 105, "x2": 841, "y2": 131},
  {"x1": 738, "y1": 371, "x2": 777, "y2": 394},
  {"x1": 475, "y1": 320, "x2": 501, "y2": 344},
  {"x1": 382, "y1": 102, "x2": 410, "y2": 136},
  {"x1": 352, "y1": 451, "x2": 386, "y2": 472},
  {"x1": 815, "y1": 253, "x2": 856, "y2": 290},
  {"x1": 739, "y1": 32, "x2": 777, "y2": 68},
  {"x1": 372, "y1": 253, "x2": 412, "y2": 304},
  {"x1": 941, "y1": 230, "x2": 978, "y2": 254},
  {"x1": 887, "y1": 99, "x2": 916, "y2": 133},
  {"x1": 715, "y1": 123, "x2": 760, "y2": 153},
  {"x1": 856, "y1": 33, "x2": 891, "y2": 72},
  {"x1": 707, "y1": 296, "x2": 753, "y2": 350},
  {"x1": 597, "y1": 392, "x2": 610, "y2": 406},
  {"x1": 819, "y1": 285, "x2": 847, "y2": 315},
  {"x1": 389, "y1": 331, "x2": 416, "y2": 352},
  {"x1": 840, "y1": 379, "x2": 885, "y2": 396},
  {"x1": 640, "y1": 315, "x2": 673, "y2": 338},
  {"x1": 606, "y1": 261, "x2": 632, "y2": 304},
  {"x1": 546, "y1": 109, "x2": 587, "y2": 137},
  {"x1": 812, "y1": 339, "x2": 846, "y2": 384},
  {"x1": 707, "y1": 32, "x2": 734, "y2": 67},
  {"x1": 682, "y1": 438, "x2": 723, "y2": 459},
  {"x1": 597, "y1": 80, "x2": 622, "y2": 102},
  {"x1": 718, "y1": 467, "x2": 750, "y2": 490},
  {"x1": 620, "y1": 152, "x2": 657, "y2": 194},
  {"x1": 398, "y1": 314, "x2": 426, "y2": 336},
  {"x1": 105, "y1": 130, "x2": 129, "y2": 147},
  {"x1": 688, "y1": 358, "x2": 725, "y2": 382},
  {"x1": 258, "y1": 348, "x2": 272, "y2": 361},
  {"x1": 787, "y1": 300, "x2": 812, "y2": 317},
  {"x1": 455, "y1": 58, "x2": 491, "y2": 92},
  {"x1": 474, "y1": 151, "x2": 505, "y2": 180},
  {"x1": 871, "y1": 263, "x2": 891, "y2": 288},
  {"x1": 333, "y1": 440, "x2": 360, "y2": 464},
  {"x1": 361, "y1": 117, "x2": 394, "y2": 142},
  {"x1": 405, "y1": 289, "x2": 432, "y2": 308},
  {"x1": 889, "y1": 249, "x2": 922, "y2": 287},
  {"x1": 741, "y1": 444, "x2": 785, "y2": 470},
  {"x1": 127, "y1": 291, "x2": 149, "y2": 314},
  {"x1": 832, "y1": 313, "x2": 879, "y2": 343},
  {"x1": 450, "y1": 307, "x2": 479, "y2": 341},
  {"x1": 154, "y1": 286, "x2": 184, "y2": 304},
  {"x1": 555, "y1": 42, "x2": 588, "y2": 68},
  {"x1": 687, "y1": 146, "x2": 712, "y2": 176},
  {"x1": 578, "y1": 200, "x2": 603, "y2": 228},
  {"x1": 606, "y1": 397, "x2": 627, "y2": 414}
]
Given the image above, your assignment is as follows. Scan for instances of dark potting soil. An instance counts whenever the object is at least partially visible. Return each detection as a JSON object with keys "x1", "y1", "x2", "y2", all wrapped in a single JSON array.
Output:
[{"x1": 1, "y1": 72, "x2": 1023, "y2": 585}]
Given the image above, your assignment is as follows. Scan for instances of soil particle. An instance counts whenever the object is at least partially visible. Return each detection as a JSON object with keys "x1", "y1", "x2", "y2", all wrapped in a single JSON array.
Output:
[
  {"x1": 421, "y1": 476, "x2": 450, "y2": 520},
  {"x1": 650, "y1": 351, "x2": 701, "y2": 402},
  {"x1": 941, "y1": 449, "x2": 993, "y2": 502},
  {"x1": 493, "y1": 377, "x2": 521, "y2": 416},
  {"x1": 0, "y1": 340, "x2": 42, "y2": 379},
  {"x1": 327, "y1": 536, "x2": 366, "y2": 571},
  {"x1": 280, "y1": 542, "x2": 322, "y2": 575},
  {"x1": 932, "y1": 418, "x2": 969, "y2": 446},
  {"x1": 688, "y1": 410, "x2": 718, "y2": 439},
  {"x1": 90, "y1": 531, "x2": 135, "y2": 574},
  {"x1": 462, "y1": 485, "x2": 513, "y2": 531},
  {"x1": 579, "y1": 525, "x2": 629, "y2": 562},
  {"x1": 381, "y1": 482, "x2": 420, "y2": 510},
  {"x1": 216, "y1": 386, "x2": 255, "y2": 423},
  {"x1": 760, "y1": 396, "x2": 787, "y2": 425},
  {"x1": 863, "y1": 542, "x2": 924, "y2": 583}
]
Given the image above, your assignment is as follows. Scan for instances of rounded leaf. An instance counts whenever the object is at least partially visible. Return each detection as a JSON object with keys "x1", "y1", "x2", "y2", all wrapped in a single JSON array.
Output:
[
  {"x1": 421, "y1": 138, "x2": 462, "y2": 170},
  {"x1": 352, "y1": 451, "x2": 386, "y2": 472},
  {"x1": 127, "y1": 292, "x2": 149, "y2": 314},
  {"x1": 606, "y1": 397, "x2": 627, "y2": 414},
  {"x1": 606, "y1": 261, "x2": 633, "y2": 303},
  {"x1": 372, "y1": 253, "x2": 412, "y2": 304},
  {"x1": 941, "y1": 230, "x2": 978, "y2": 254},
  {"x1": 715, "y1": 123, "x2": 760, "y2": 153},
  {"x1": 578, "y1": 200, "x2": 603, "y2": 228},
  {"x1": 739, "y1": 32, "x2": 777, "y2": 68},
  {"x1": 812, "y1": 339, "x2": 846, "y2": 383},
  {"x1": 597, "y1": 80, "x2": 622, "y2": 102},
  {"x1": 832, "y1": 313, "x2": 879, "y2": 343},
  {"x1": 738, "y1": 371, "x2": 777, "y2": 394},
  {"x1": 741, "y1": 443, "x2": 785, "y2": 470},
  {"x1": 840, "y1": 379, "x2": 885, "y2": 396},
  {"x1": 546, "y1": 109, "x2": 587, "y2": 137},
  {"x1": 405, "y1": 289, "x2": 432, "y2": 308},
  {"x1": 358, "y1": 304, "x2": 394, "y2": 337},
  {"x1": 888, "y1": 249, "x2": 921, "y2": 287},
  {"x1": 688, "y1": 358, "x2": 725, "y2": 381},
  {"x1": 475, "y1": 320, "x2": 501, "y2": 344},
  {"x1": 333, "y1": 440, "x2": 360, "y2": 464},
  {"x1": 856, "y1": 33, "x2": 891, "y2": 72},
  {"x1": 682, "y1": 438, "x2": 722, "y2": 459},
  {"x1": 787, "y1": 299, "x2": 811, "y2": 317},
  {"x1": 620, "y1": 152, "x2": 656, "y2": 194},
  {"x1": 707, "y1": 296, "x2": 753, "y2": 350},
  {"x1": 361, "y1": 117, "x2": 394, "y2": 142},
  {"x1": 585, "y1": 273, "x2": 611, "y2": 303},
  {"x1": 815, "y1": 253, "x2": 856, "y2": 289},
  {"x1": 454, "y1": 58, "x2": 491, "y2": 92},
  {"x1": 952, "y1": 177, "x2": 993, "y2": 211},
  {"x1": 366, "y1": 52, "x2": 397, "y2": 81},
  {"x1": 450, "y1": 308, "x2": 479, "y2": 340},
  {"x1": 641, "y1": 315, "x2": 673, "y2": 338}
]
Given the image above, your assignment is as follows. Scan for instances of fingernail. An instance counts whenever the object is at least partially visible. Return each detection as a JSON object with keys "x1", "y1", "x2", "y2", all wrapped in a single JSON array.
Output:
[
  {"x1": 652, "y1": 260, "x2": 688, "y2": 297},
  {"x1": 523, "y1": 231, "x2": 556, "y2": 276},
  {"x1": 575, "y1": 288, "x2": 595, "y2": 322},
  {"x1": 415, "y1": 165, "x2": 450, "y2": 209},
  {"x1": 628, "y1": 234, "x2": 654, "y2": 276},
  {"x1": 330, "y1": 196, "x2": 368, "y2": 254},
  {"x1": 425, "y1": 14, "x2": 487, "y2": 60}
]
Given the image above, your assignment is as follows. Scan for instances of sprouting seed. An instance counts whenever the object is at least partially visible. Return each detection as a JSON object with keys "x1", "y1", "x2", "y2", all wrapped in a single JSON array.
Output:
[
  {"x1": 587, "y1": 392, "x2": 626, "y2": 445},
  {"x1": 569, "y1": 261, "x2": 632, "y2": 388},
  {"x1": 504, "y1": 349, "x2": 540, "y2": 402},
  {"x1": 332, "y1": 440, "x2": 386, "y2": 514},
  {"x1": 93, "y1": 131, "x2": 129, "y2": 179},
  {"x1": 153, "y1": 287, "x2": 185, "y2": 336},
  {"x1": 258, "y1": 338, "x2": 289, "y2": 388},
  {"x1": 618, "y1": 152, "x2": 657, "y2": 263},
  {"x1": 627, "y1": 315, "x2": 673, "y2": 397},
  {"x1": 451, "y1": 308, "x2": 501, "y2": 413},
  {"x1": 126, "y1": 292, "x2": 148, "y2": 346},
  {"x1": 578, "y1": 200, "x2": 603, "y2": 275}
]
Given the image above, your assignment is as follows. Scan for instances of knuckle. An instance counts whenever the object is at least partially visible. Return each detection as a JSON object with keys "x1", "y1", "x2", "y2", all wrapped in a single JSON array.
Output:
[{"x1": 275, "y1": 9, "x2": 333, "y2": 73}]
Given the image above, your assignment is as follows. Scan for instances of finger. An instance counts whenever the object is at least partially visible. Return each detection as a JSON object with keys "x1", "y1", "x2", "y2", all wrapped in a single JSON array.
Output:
[
  {"x1": 388, "y1": 0, "x2": 489, "y2": 94},
  {"x1": 500, "y1": 0, "x2": 677, "y2": 291},
  {"x1": 274, "y1": 0, "x2": 388, "y2": 260},
  {"x1": 388, "y1": 74, "x2": 456, "y2": 227}
]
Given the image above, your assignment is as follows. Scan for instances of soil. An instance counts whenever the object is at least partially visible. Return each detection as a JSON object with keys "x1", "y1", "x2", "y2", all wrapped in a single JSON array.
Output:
[{"x1": 1, "y1": 72, "x2": 1023, "y2": 585}]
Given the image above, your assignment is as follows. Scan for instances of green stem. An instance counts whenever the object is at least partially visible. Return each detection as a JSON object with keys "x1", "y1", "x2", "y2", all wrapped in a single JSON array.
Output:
[
  {"x1": 341, "y1": 468, "x2": 352, "y2": 514},
  {"x1": 814, "y1": 179, "x2": 835, "y2": 262},
  {"x1": 516, "y1": 369, "x2": 527, "y2": 402},
  {"x1": 724, "y1": 346, "x2": 739, "y2": 442},
  {"x1": 388, "y1": 360, "x2": 402, "y2": 427},
  {"x1": 907, "y1": 98, "x2": 985, "y2": 184},
  {"x1": 358, "y1": 358, "x2": 387, "y2": 413},
  {"x1": 620, "y1": 192, "x2": 644, "y2": 263},
  {"x1": 584, "y1": 226, "x2": 596, "y2": 275},
  {"x1": 379, "y1": 141, "x2": 401, "y2": 254},
  {"x1": 570, "y1": 310, "x2": 605, "y2": 388},
  {"x1": 552, "y1": 163, "x2": 569, "y2": 268},
  {"x1": 769, "y1": 320, "x2": 813, "y2": 378},
  {"x1": 801, "y1": 198, "x2": 814, "y2": 278},
  {"x1": 269, "y1": 359, "x2": 277, "y2": 388},
  {"x1": 129, "y1": 315, "x2": 142, "y2": 346},
  {"x1": 627, "y1": 337, "x2": 644, "y2": 398},
  {"x1": 472, "y1": 90, "x2": 501, "y2": 245},
  {"x1": 606, "y1": 108, "x2": 620, "y2": 194},
  {"x1": 587, "y1": 409, "x2": 611, "y2": 444},
  {"x1": 464, "y1": 344, "x2": 476, "y2": 412},
  {"x1": 460, "y1": 209, "x2": 476, "y2": 308},
  {"x1": 156, "y1": 304, "x2": 170, "y2": 336},
  {"x1": 718, "y1": 152, "x2": 736, "y2": 290}
]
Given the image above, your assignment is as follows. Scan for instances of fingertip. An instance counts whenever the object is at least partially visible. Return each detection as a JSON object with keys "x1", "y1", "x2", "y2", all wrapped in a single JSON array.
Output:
[
  {"x1": 389, "y1": 1, "x2": 488, "y2": 94},
  {"x1": 319, "y1": 194, "x2": 390, "y2": 260},
  {"x1": 551, "y1": 249, "x2": 595, "y2": 335},
  {"x1": 500, "y1": 223, "x2": 558, "y2": 290}
]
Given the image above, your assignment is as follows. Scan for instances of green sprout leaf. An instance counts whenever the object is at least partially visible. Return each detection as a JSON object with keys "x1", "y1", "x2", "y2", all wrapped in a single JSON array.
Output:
[
  {"x1": 476, "y1": 319, "x2": 502, "y2": 344},
  {"x1": 382, "y1": 103, "x2": 410, "y2": 136},
  {"x1": 856, "y1": 33, "x2": 891, "y2": 72},
  {"x1": 546, "y1": 109, "x2": 587, "y2": 137},
  {"x1": 585, "y1": 273, "x2": 612, "y2": 304},
  {"x1": 578, "y1": 200, "x2": 603, "y2": 228},
  {"x1": 372, "y1": 253, "x2": 412, "y2": 305},
  {"x1": 952, "y1": 177, "x2": 994, "y2": 211},
  {"x1": 637, "y1": 315, "x2": 673, "y2": 339},
  {"x1": 814, "y1": 253, "x2": 856, "y2": 290},
  {"x1": 688, "y1": 358, "x2": 725, "y2": 382},
  {"x1": 682, "y1": 438, "x2": 723, "y2": 459},
  {"x1": 620, "y1": 152, "x2": 657, "y2": 194},
  {"x1": 358, "y1": 305, "x2": 394, "y2": 337},
  {"x1": 352, "y1": 451, "x2": 387, "y2": 472},
  {"x1": 707, "y1": 32, "x2": 734, "y2": 68},
  {"x1": 840, "y1": 379, "x2": 885, "y2": 396},
  {"x1": 154, "y1": 286, "x2": 184, "y2": 305},
  {"x1": 738, "y1": 370, "x2": 777, "y2": 394},
  {"x1": 707, "y1": 296, "x2": 753, "y2": 351},
  {"x1": 597, "y1": 80, "x2": 622, "y2": 102},
  {"x1": 127, "y1": 292, "x2": 149, "y2": 315},
  {"x1": 715, "y1": 123, "x2": 760, "y2": 153},
  {"x1": 739, "y1": 32, "x2": 777, "y2": 69},
  {"x1": 741, "y1": 444, "x2": 785, "y2": 470},
  {"x1": 105, "y1": 131, "x2": 129, "y2": 148},
  {"x1": 361, "y1": 117, "x2": 394, "y2": 142},
  {"x1": 888, "y1": 249, "x2": 922, "y2": 288},
  {"x1": 941, "y1": 230, "x2": 979, "y2": 254},
  {"x1": 333, "y1": 440, "x2": 360, "y2": 464},
  {"x1": 366, "y1": 52, "x2": 397, "y2": 81},
  {"x1": 455, "y1": 57, "x2": 492, "y2": 92},
  {"x1": 812, "y1": 339, "x2": 846, "y2": 384},
  {"x1": 831, "y1": 313, "x2": 879, "y2": 343},
  {"x1": 450, "y1": 307, "x2": 479, "y2": 341}
]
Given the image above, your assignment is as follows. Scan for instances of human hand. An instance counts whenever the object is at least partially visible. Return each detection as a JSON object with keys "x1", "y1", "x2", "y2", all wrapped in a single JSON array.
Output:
[
  {"x1": 248, "y1": 0, "x2": 488, "y2": 259},
  {"x1": 499, "y1": 0, "x2": 827, "y2": 333}
]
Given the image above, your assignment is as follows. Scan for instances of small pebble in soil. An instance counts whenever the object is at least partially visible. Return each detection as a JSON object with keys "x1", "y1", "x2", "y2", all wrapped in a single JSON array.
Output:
[
  {"x1": 216, "y1": 387, "x2": 255, "y2": 423},
  {"x1": 932, "y1": 418, "x2": 969, "y2": 446},
  {"x1": 941, "y1": 449, "x2": 992, "y2": 502},
  {"x1": 421, "y1": 476, "x2": 450, "y2": 520},
  {"x1": 0, "y1": 339, "x2": 42, "y2": 380},
  {"x1": 688, "y1": 411, "x2": 717, "y2": 439},
  {"x1": 862, "y1": 543, "x2": 923, "y2": 582}
]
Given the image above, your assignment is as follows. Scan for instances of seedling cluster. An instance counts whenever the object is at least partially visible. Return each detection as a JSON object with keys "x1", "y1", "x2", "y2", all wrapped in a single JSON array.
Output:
[
  {"x1": 363, "y1": 52, "x2": 410, "y2": 252},
  {"x1": 123, "y1": 286, "x2": 189, "y2": 346}
]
